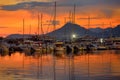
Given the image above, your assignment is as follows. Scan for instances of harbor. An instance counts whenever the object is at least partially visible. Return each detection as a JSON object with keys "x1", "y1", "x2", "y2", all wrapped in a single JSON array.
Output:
[
  {"x1": 0, "y1": 36, "x2": 120, "y2": 54},
  {"x1": 0, "y1": 0, "x2": 120, "y2": 80}
]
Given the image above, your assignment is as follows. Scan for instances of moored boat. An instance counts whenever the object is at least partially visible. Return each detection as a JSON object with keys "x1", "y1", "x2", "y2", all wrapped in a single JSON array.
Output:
[{"x1": 54, "y1": 42, "x2": 65, "y2": 52}]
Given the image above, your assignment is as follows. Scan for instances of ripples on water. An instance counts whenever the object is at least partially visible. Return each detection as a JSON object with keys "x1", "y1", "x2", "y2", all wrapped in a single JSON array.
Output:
[{"x1": 0, "y1": 50, "x2": 120, "y2": 80}]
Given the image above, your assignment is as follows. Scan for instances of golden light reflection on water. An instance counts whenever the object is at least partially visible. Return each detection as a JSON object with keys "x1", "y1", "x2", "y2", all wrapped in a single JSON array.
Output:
[{"x1": 0, "y1": 50, "x2": 120, "y2": 80}]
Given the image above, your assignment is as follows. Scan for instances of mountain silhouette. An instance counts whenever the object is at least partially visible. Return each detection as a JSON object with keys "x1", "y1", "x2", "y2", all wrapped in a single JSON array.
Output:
[
  {"x1": 6, "y1": 23, "x2": 120, "y2": 40},
  {"x1": 47, "y1": 22, "x2": 96, "y2": 40},
  {"x1": 47, "y1": 23, "x2": 120, "y2": 40}
]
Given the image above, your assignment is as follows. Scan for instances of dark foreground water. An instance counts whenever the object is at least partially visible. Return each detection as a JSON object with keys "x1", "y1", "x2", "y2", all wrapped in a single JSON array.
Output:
[{"x1": 0, "y1": 50, "x2": 120, "y2": 80}]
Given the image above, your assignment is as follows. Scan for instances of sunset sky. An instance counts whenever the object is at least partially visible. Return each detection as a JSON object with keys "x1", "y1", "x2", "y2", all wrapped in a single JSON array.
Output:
[{"x1": 0, "y1": 0, "x2": 120, "y2": 37}]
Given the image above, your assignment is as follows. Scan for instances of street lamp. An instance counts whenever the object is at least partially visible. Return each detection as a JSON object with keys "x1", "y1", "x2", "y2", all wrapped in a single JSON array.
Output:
[
  {"x1": 100, "y1": 38, "x2": 103, "y2": 43},
  {"x1": 72, "y1": 34, "x2": 76, "y2": 42},
  {"x1": 72, "y1": 34, "x2": 76, "y2": 38}
]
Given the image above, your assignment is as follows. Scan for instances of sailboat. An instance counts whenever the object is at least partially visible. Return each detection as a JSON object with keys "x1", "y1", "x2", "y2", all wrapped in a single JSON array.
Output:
[
  {"x1": 18, "y1": 19, "x2": 34, "y2": 54},
  {"x1": 0, "y1": 42, "x2": 9, "y2": 54},
  {"x1": 53, "y1": 2, "x2": 65, "y2": 53}
]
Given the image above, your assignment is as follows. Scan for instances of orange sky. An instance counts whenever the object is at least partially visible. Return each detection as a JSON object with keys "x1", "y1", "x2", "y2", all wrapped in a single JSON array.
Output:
[{"x1": 0, "y1": 0, "x2": 120, "y2": 37}]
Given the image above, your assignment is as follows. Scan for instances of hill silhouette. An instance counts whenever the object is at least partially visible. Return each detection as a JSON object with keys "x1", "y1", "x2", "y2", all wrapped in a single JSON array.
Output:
[{"x1": 6, "y1": 23, "x2": 120, "y2": 40}]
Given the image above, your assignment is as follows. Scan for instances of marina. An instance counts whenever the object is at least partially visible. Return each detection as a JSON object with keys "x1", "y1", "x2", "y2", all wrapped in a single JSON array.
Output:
[
  {"x1": 0, "y1": 36, "x2": 120, "y2": 54},
  {"x1": 0, "y1": 0, "x2": 120, "y2": 80}
]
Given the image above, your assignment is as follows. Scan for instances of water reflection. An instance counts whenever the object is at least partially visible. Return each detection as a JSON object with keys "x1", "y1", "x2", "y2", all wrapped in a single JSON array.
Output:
[{"x1": 0, "y1": 50, "x2": 120, "y2": 80}]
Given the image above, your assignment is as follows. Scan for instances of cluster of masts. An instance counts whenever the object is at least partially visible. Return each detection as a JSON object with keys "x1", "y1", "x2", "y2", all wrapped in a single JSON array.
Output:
[{"x1": 22, "y1": 2, "x2": 113, "y2": 39}]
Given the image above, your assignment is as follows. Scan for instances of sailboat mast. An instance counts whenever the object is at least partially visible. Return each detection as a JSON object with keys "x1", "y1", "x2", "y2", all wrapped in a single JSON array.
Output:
[
  {"x1": 29, "y1": 24, "x2": 31, "y2": 35},
  {"x1": 53, "y1": 2, "x2": 56, "y2": 31},
  {"x1": 69, "y1": 11, "x2": 72, "y2": 23},
  {"x1": 41, "y1": 14, "x2": 43, "y2": 35},
  {"x1": 110, "y1": 22, "x2": 113, "y2": 38},
  {"x1": 41, "y1": 13, "x2": 44, "y2": 41},
  {"x1": 64, "y1": 17, "x2": 67, "y2": 41},
  {"x1": 73, "y1": 4, "x2": 76, "y2": 24},
  {"x1": 72, "y1": 12, "x2": 74, "y2": 23},
  {"x1": 23, "y1": 19, "x2": 25, "y2": 41},
  {"x1": 38, "y1": 13, "x2": 40, "y2": 36},
  {"x1": 102, "y1": 22, "x2": 105, "y2": 38},
  {"x1": 53, "y1": 2, "x2": 57, "y2": 40},
  {"x1": 88, "y1": 16, "x2": 90, "y2": 29}
]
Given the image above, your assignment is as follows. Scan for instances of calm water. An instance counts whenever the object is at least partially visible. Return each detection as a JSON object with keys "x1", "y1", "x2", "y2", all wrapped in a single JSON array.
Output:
[{"x1": 0, "y1": 50, "x2": 120, "y2": 80}]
